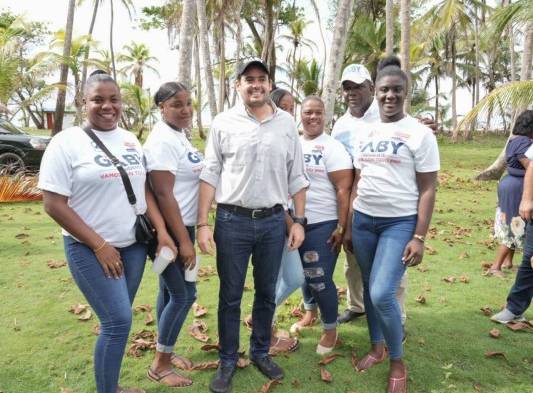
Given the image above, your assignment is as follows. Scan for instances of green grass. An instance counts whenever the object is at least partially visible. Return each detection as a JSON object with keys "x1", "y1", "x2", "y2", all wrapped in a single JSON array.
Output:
[{"x1": 1, "y1": 135, "x2": 533, "y2": 393}]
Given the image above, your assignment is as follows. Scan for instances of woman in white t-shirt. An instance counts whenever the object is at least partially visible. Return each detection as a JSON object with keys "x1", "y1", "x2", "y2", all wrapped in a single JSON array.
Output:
[
  {"x1": 343, "y1": 57, "x2": 439, "y2": 393},
  {"x1": 143, "y1": 82, "x2": 203, "y2": 388},
  {"x1": 293, "y1": 96, "x2": 353, "y2": 354},
  {"x1": 39, "y1": 71, "x2": 175, "y2": 393}
]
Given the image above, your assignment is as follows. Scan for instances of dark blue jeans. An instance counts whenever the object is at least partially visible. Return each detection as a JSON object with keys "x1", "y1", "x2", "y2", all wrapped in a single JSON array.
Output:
[
  {"x1": 214, "y1": 206, "x2": 286, "y2": 367},
  {"x1": 155, "y1": 226, "x2": 196, "y2": 353},
  {"x1": 352, "y1": 211, "x2": 416, "y2": 360},
  {"x1": 299, "y1": 220, "x2": 339, "y2": 329},
  {"x1": 64, "y1": 236, "x2": 147, "y2": 393},
  {"x1": 507, "y1": 222, "x2": 533, "y2": 315}
]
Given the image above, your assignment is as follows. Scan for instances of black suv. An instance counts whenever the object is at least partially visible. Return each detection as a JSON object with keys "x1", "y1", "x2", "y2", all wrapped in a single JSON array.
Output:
[{"x1": 0, "y1": 119, "x2": 50, "y2": 172}]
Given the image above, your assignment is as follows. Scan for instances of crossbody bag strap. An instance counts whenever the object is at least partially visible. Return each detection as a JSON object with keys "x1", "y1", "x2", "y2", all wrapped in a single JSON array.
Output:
[{"x1": 82, "y1": 124, "x2": 137, "y2": 207}]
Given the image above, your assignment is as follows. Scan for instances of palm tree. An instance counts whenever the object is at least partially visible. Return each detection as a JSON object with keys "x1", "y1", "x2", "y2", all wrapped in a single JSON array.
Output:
[
  {"x1": 308, "y1": 0, "x2": 327, "y2": 90},
  {"x1": 117, "y1": 42, "x2": 159, "y2": 88},
  {"x1": 177, "y1": 0, "x2": 195, "y2": 85},
  {"x1": 0, "y1": 16, "x2": 28, "y2": 109},
  {"x1": 108, "y1": 0, "x2": 134, "y2": 80},
  {"x1": 120, "y1": 82, "x2": 155, "y2": 139},
  {"x1": 322, "y1": 0, "x2": 355, "y2": 126},
  {"x1": 400, "y1": 0, "x2": 411, "y2": 111},
  {"x1": 53, "y1": 0, "x2": 75, "y2": 135},
  {"x1": 80, "y1": 0, "x2": 100, "y2": 95},
  {"x1": 295, "y1": 58, "x2": 321, "y2": 98},
  {"x1": 196, "y1": 0, "x2": 218, "y2": 117},
  {"x1": 385, "y1": 0, "x2": 394, "y2": 55}
]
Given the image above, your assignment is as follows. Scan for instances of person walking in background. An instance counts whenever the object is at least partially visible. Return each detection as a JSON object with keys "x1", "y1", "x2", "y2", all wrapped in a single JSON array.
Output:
[
  {"x1": 291, "y1": 96, "x2": 353, "y2": 354},
  {"x1": 488, "y1": 110, "x2": 533, "y2": 277},
  {"x1": 344, "y1": 57, "x2": 439, "y2": 393},
  {"x1": 143, "y1": 82, "x2": 204, "y2": 388},
  {"x1": 38, "y1": 71, "x2": 176, "y2": 393},
  {"x1": 492, "y1": 143, "x2": 533, "y2": 324},
  {"x1": 197, "y1": 59, "x2": 309, "y2": 393}
]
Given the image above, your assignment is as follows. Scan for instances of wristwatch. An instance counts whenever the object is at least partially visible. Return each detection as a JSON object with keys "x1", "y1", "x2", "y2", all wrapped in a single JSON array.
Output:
[{"x1": 292, "y1": 216, "x2": 307, "y2": 228}]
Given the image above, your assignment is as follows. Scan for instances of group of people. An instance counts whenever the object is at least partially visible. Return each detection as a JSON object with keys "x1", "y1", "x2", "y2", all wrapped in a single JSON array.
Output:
[{"x1": 39, "y1": 55, "x2": 442, "y2": 393}]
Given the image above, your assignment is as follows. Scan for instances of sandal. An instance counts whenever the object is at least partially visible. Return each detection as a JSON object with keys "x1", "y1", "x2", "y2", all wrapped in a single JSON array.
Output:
[
  {"x1": 171, "y1": 353, "x2": 194, "y2": 370},
  {"x1": 290, "y1": 316, "x2": 317, "y2": 334},
  {"x1": 387, "y1": 366, "x2": 408, "y2": 393},
  {"x1": 147, "y1": 367, "x2": 193, "y2": 388},
  {"x1": 355, "y1": 348, "x2": 388, "y2": 372},
  {"x1": 269, "y1": 335, "x2": 299, "y2": 355},
  {"x1": 316, "y1": 331, "x2": 338, "y2": 355},
  {"x1": 485, "y1": 268, "x2": 505, "y2": 278}
]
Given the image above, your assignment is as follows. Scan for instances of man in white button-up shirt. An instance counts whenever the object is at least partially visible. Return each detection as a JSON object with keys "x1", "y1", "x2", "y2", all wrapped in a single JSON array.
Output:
[{"x1": 197, "y1": 59, "x2": 308, "y2": 393}]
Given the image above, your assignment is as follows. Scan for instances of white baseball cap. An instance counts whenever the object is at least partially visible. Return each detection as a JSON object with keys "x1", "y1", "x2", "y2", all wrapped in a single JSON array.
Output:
[{"x1": 340, "y1": 64, "x2": 372, "y2": 85}]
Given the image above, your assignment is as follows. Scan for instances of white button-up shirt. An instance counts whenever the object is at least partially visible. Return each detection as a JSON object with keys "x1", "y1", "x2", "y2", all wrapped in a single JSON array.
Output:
[{"x1": 200, "y1": 102, "x2": 309, "y2": 209}]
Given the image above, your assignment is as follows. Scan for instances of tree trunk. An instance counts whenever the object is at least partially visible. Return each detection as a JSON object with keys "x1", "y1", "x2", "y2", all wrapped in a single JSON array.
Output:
[
  {"x1": 80, "y1": 0, "x2": 99, "y2": 94},
  {"x1": 217, "y1": 13, "x2": 225, "y2": 113},
  {"x1": 177, "y1": 0, "x2": 196, "y2": 85},
  {"x1": 451, "y1": 34, "x2": 459, "y2": 141},
  {"x1": 53, "y1": 0, "x2": 76, "y2": 135},
  {"x1": 194, "y1": 37, "x2": 205, "y2": 140},
  {"x1": 474, "y1": 136, "x2": 509, "y2": 180},
  {"x1": 520, "y1": 21, "x2": 533, "y2": 81},
  {"x1": 109, "y1": 0, "x2": 117, "y2": 80},
  {"x1": 261, "y1": 0, "x2": 278, "y2": 81},
  {"x1": 510, "y1": 25, "x2": 516, "y2": 81},
  {"x1": 231, "y1": 0, "x2": 245, "y2": 106},
  {"x1": 434, "y1": 74, "x2": 439, "y2": 130},
  {"x1": 385, "y1": 0, "x2": 394, "y2": 56},
  {"x1": 309, "y1": 0, "x2": 327, "y2": 92},
  {"x1": 322, "y1": 0, "x2": 355, "y2": 127},
  {"x1": 196, "y1": 0, "x2": 218, "y2": 118},
  {"x1": 400, "y1": 0, "x2": 411, "y2": 111}
]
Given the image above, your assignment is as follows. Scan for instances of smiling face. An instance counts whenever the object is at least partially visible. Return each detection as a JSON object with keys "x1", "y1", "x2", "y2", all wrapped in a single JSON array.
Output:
[
  {"x1": 375, "y1": 74, "x2": 406, "y2": 123},
  {"x1": 278, "y1": 93, "x2": 295, "y2": 115},
  {"x1": 160, "y1": 90, "x2": 193, "y2": 129},
  {"x1": 342, "y1": 80, "x2": 374, "y2": 117},
  {"x1": 236, "y1": 65, "x2": 272, "y2": 108},
  {"x1": 84, "y1": 82, "x2": 122, "y2": 131},
  {"x1": 301, "y1": 98, "x2": 325, "y2": 139}
]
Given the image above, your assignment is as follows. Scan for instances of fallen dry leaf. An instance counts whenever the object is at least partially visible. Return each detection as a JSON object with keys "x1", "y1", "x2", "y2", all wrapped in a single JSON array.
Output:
[
  {"x1": 47, "y1": 259, "x2": 66, "y2": 269},
  {"x1": 485, "y1": 351, "x2": 507, "y2": 360},
  {"x1": 320, "y1": 368, "x2": 332, "y2": 382},
  {"x1": 198, "y1": 265, "x2": 216, "y2": 277},
  {"x1": 144, "y1": 312, "x2": 154, "y2": 325},
  {"x1": 506, "y1": 321, "x2": 533, "y2": 332},
  {"x1": 416, "y1": 265, "x2": 429, "y2": 272},
  {"x1": 237, "y1": 358, "x2": 251, "y2": 368},
  {"x1": 460, "y1": 275, "x2": 470, "y2": 283},
  {"x1": 318, "y1": 353, "x2": 341, "y2": 365},
  {"x1": 424, "y1": 244, "x2": 437, "y2": 255},
  {"x1": 192, "y1": 303, "x2": 208, "y2": 317},
  {"x1": 68, "y1": 303, "x2": 88, "y2": 315},
  {"x1": 15, "y1": 233, "x2": 29, "y2": 239},
  {"x1": 480, "y1": 261, "x2": 492, "y2": 270},
  {"x1": 92, "y1": 324, "x2": 100, "y2": 336},
  {"x1": 480, "y1": 307, "x2": 493, "y2": 316},
  {"x1": 77, "y1": 308, "x2": 92, "y2": 321},
  {"x1": 243, "y1": 314, "x2": 252, "y2": 330},
  {"x1": 443, "y1": 276, "x2": 456, "y2": 283},
  {"x1": 201, "y1": 343, "x2": 220, "y2": 352},
  {"x1": 191, "y1": 360, "x2": 219, "y2": 370},
  {"x1": 290, "y1": 306, "x2": 303, "y2": 319},
  {"x1": 351, "y1": 352, "x2": 358, "y2": 370},
  {"x1": 459, "y1": 251, "x2": 469, "y2": 259},
  {"x1": 189, "y1": 319, "x2": 210, "y2": 342},
  {"x1": 415, "y1": 295, "x2": 426, "y2": 304},
  {"x1": 259, "y1": 379, "x2": 281, "y2": 393},
  {"x1": 473, "y1": 382, "x2": 482, "y2": 391},
  {"x1": 127, "y1": 330, "x2": 156, "y2": 357},
  {"x1": 134, "y1": 304, "x2": 152, "y2": 313},
  {"x1": 489, "y1": 328, "x2": 501, "y2": 338},
  {"x1": 337, "y1": 287, "x2": 347, "y2": 296},
  {"x1": 60, "y1": 389, "x2": 76, "y2": 393}
]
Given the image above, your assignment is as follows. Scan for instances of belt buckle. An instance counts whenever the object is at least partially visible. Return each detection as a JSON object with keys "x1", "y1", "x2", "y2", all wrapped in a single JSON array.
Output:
[{"x1": 251, "y1": 209, "x2": 263, "y2": 219}]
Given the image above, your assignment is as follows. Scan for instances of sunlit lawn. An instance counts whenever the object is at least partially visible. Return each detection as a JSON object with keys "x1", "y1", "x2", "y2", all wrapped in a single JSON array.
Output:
[{"x1": 1, "y1": 134, "x2": 532, "y2": 393}]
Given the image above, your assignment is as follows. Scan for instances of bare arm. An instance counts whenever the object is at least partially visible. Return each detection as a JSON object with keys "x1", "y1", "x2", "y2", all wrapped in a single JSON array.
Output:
[
  {"x1": 327, "y1": 168, "x2": 353, "y2": 252},
  {"x1": 519, "y1": 162, "x2": 533, "y2": 221},
  {"x1": 148, "y1": 172, "x2": 191, "y2": 266},
  {"x1": 197, "y1": 180, "x2": 217, "y2": 254},
  {"x1": 402, "y1": 171, "x2": 438, "y2": 266},
  {"x1": 287, "y1": 188, "x2": 306, "y2": 250},
  {"x1": 43, "y1": 191, "x2": 122, "y2": 279}
]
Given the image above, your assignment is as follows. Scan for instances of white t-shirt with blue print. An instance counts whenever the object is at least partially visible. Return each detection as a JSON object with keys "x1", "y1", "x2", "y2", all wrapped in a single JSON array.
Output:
[
  {"x1": 352, "y1": 115, "x2": 440, "y2": 217},
  {"x1": 144, "y1": 121, "x2": 203, "y2": 226}
]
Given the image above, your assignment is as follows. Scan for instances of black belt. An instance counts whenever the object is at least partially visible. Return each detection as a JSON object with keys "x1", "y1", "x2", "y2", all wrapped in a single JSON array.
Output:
[{"x1": 217, "y1": 203, "x2": 284, "y2": 219}]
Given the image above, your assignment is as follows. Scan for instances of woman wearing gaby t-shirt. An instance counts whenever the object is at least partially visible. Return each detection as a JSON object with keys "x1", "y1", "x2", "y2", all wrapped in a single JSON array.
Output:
[
  {"x1": 143, "y1": 82, "x2": 203, "y2": 388},
  {"x1": 38, "y1": 71, "x2": 176, "y2": 393},
  {"x1": 343, "y1": 57, "x2": 439, "y2": 393}
]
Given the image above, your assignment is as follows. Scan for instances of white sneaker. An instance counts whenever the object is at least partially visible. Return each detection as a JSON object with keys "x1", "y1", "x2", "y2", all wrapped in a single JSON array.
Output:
[{"x1": 490, "y1": 308, "x2": 526, "y2": 324}]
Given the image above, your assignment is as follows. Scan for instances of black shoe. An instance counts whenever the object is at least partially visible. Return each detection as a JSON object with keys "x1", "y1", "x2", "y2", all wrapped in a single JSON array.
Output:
[
  {"x1": 337, "y1": 309, "x2": 365, "y2": 324},
  {"x1": 250, "y1": 355, "x2": 284, "y2": 380},
  {"x1": 209, "y1": 364, "x2": 236, "y2": 393}
]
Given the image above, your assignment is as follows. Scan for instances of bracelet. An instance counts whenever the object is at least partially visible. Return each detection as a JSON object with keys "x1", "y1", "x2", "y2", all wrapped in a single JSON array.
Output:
[
  {"x1": 196, "y1": 223, "x2": 211, "y2": 230},
  {"x1": 93, "y1": 240, "x2": 107, "y2": 253},
  {"x1": 336, "y1": 224, "x2": 345, "y2": 236},
  {"x1": 413, "y1": 234, "x2": 425, "y2": 243}
]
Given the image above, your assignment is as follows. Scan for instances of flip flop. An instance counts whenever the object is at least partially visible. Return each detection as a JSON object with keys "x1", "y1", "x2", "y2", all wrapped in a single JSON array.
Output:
[
  {"x1": 170, "y1": 353, "x2": 194, "y2": 370},
  {"x1": 355, "y1": 348, "x2": 388, "y2": 372},
  {"x1": 387, "y1": 367, "x2": 408, "y2": 393},
  {"x1": 269, "y1": 335, "x2": 299, "y2": 355},
  {"x1": 147, "y1": 367, "x2": 193, "y2": 388}
]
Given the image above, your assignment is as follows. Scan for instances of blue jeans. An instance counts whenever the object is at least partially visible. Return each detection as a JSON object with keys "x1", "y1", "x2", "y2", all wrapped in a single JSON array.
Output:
[
  {"x1": 64, "y1": 236, "x2": 147, "y2": 393},
  {"x1": 299, "y1": 220, "x2": 339, "y2": 329},
  {"x1": 351, "y1": 211, "x2": 416, "y2": 360},
  {"x1": 155, "y1": 226, "x2": 197, "y2": 353},
  {"x1": 214, "y1": 206, "x2": 286, "y2": 366},
  {"x1": 507, "y1": 222, "x2": 533, "y2": 315},
  {"x1": 274, "y1": 240, "x2": 305, "y2": 306}
]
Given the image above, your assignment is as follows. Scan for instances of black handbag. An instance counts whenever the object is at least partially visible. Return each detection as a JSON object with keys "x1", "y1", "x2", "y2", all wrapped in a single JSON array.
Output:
[{"x1": 83, "y1": 124, "x2": 156, "y2": 245}]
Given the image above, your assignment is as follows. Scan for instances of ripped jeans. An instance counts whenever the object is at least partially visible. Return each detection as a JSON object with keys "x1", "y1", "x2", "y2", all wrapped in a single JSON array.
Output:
[{"x1": 299, "y1": 219, "x2": 339, "y2": 330}]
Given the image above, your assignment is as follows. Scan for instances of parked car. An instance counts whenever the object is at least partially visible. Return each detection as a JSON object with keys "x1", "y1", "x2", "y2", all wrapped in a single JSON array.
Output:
[{"x1": 0, "y1": 119, "x2": 50, "y2": 172}]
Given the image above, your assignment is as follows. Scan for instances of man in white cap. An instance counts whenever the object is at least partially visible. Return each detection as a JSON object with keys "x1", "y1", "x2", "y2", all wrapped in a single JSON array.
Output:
[{"x1": 332, "y1": 63, "x2": 408, "y2": 326}]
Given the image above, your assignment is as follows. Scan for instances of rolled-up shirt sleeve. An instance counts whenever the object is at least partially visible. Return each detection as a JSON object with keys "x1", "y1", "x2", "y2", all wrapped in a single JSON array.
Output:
[
  {"x1": 286, "y1": 129, "x2": 309, "y2": 196},
  {"x1": 199, "y1": 124, "x2": 223, "y2": 187}
]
